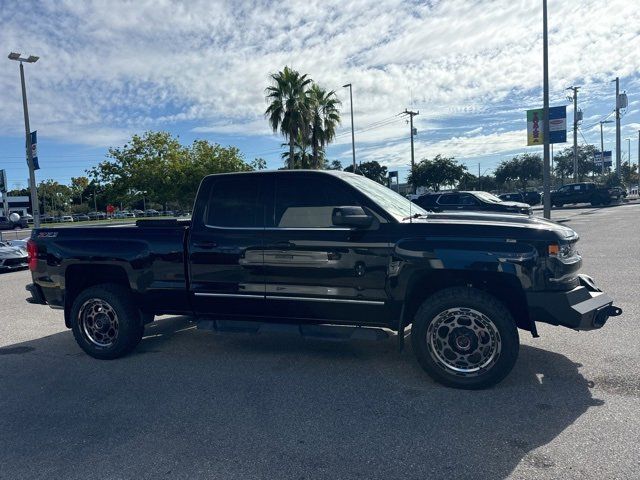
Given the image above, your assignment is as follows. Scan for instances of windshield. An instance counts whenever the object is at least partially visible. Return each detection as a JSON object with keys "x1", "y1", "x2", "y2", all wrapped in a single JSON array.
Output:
[
  {"x1": 339, "y1": 173, "x2": 428, "y2": 220},
  {"x1": 474, "y1": 191, "x2": 503, "y2": 203}
]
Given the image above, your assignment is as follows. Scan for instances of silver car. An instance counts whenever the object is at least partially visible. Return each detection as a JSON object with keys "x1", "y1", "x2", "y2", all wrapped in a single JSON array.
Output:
[{"x1": 0, "y1": 241, "x2": 28, "y2": 271}]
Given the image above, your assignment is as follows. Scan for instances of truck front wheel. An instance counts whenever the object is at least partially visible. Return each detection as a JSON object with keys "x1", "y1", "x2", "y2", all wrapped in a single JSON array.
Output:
[
  {"x1": 70, "y1": 283, "x2": 144, "y2": 359},
  {"x1": 411, "y1": 287, "x2": 519, "y2": 389}
]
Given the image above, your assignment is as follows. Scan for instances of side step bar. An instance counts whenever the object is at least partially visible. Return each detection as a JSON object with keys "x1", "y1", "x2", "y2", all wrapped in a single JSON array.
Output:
[{"x1": 196, "y1": 319, "x2": 389, "y2": 342}]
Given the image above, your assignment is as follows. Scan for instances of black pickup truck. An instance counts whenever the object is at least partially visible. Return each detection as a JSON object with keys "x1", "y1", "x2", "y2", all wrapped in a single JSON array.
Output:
[
  {"x1": 550, "y1": 182, "x2": 623, "y2": 207},
  {"x1": 26, "y1": 171, "x2": 621, "y2": 389}
]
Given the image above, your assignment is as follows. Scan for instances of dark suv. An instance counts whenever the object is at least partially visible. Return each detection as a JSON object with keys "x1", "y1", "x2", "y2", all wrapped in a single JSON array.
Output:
[
  {"x1": 0, "y1": 215, "x2": 28, "y2": 230},
  {"x1": 415, "y1": 191, "x2": 532, "y2": 215}
]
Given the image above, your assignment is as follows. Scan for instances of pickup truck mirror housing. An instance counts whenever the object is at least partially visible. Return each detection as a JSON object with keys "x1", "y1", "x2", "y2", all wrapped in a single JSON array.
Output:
[{"x1": 332, "y1": 206, "x2": 373, "y2": 228}]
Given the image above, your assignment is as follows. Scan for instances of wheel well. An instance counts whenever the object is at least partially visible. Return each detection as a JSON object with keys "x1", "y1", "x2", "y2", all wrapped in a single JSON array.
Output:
[
  {"x1": 64, "y1": 264, "x2": 130, "y2": 328},
  {"x1": 403, "y1": 270, "x2": 531, "y2": 331}
]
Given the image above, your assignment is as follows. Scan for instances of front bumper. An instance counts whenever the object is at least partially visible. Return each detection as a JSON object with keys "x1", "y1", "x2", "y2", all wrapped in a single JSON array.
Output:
[{"x1": 526, "y1": 274, "x2": 622, "y2": 331}]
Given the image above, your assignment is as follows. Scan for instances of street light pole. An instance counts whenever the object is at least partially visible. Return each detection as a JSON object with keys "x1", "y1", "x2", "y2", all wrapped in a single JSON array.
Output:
[
  {"x1": 342, "y1": 84, "x2": 356, "y2": 172},
  {"x1": 9, "y1": 52, "x2": 40, "y2": 227},
  {"x1": 567, "y1": 86, "x2": 580, "y2": 181},
  {"x1": 542, "y1": 0, "x2": 551, "y2": 220},
  {"x1": 614, "y1": 77, "x2": 621, "y2": 177}
]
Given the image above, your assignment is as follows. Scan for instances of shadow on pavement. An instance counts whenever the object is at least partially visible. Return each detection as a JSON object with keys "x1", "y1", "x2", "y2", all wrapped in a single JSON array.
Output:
[{"x1": 0, "y1": 316, "x2": 602, "y2": 479}]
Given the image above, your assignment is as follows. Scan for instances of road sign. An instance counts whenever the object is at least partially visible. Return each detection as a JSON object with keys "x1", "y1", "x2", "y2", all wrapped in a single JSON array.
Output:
[
  {"x1": 527, "y1": 106, "x2": 567, "y2": 145},
  {"x1": 594, "y1": 151, "x2": 612, "y2": 167}
]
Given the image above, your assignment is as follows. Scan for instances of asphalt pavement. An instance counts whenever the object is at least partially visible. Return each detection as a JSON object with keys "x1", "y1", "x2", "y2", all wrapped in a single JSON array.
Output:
[{"x1": 0, "y1": 203, "x2": 638, "y2": 479}]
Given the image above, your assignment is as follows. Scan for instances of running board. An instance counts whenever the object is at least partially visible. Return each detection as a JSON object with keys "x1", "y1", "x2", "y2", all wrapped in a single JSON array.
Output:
[{"x1": 196, "y1": 319, "x2": 389, "y2": 342}]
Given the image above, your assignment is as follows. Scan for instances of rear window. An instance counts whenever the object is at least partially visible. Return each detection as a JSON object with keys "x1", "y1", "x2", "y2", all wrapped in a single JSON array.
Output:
[{"x1": 204, "y1": 176, "x2": 262, "y2": 228}]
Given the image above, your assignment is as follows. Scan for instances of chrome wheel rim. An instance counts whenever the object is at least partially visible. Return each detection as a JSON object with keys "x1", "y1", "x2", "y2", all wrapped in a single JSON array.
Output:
[
  {"x1": 78, "y1": 298, "x2": 119, "y2": 347},
  {"x1": 426, "y1": 307, "x2": 501, "y2": 377}
]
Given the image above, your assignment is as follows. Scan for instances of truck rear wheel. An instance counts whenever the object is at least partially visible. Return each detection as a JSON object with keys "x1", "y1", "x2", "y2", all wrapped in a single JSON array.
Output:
[
  {"x1": 70, "y1": 283, "x2": 144, "y2": 359},
  {"x1": 411, "y1": 287, "x2": 519, "y2": 389}
]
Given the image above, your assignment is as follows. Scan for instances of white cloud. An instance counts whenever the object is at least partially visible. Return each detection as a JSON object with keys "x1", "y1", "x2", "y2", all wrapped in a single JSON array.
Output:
[{"x1": 0, "y1": 0, "x2": 638, "y2": 167}]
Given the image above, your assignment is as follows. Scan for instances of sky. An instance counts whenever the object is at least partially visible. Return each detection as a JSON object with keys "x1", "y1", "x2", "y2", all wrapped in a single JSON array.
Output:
[{"x1": 1, "y1": 0, "x2": 639, "y2": 190}]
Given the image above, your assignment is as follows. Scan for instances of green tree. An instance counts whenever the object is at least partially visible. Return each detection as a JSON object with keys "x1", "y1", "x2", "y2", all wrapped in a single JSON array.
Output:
[
  {"x1": 553, "y1": 145, "x2": 600, "y2": 182},
  {"x1": 265, "y1": 66, "x2": 313, "y2": 169},
  {"x1": 307, "y1": 84, "x2": 341, "y2": 168},
  {"x1": 250, "y1": 157, "x2": 268, "y2": 170},
  {"x1": 90, "y1": 131, "x2": 251, "y2": 210},
  {"x1": 325, "y1": 160, "x2": 343, "y2": 170},
  {"x1": 344, "y1": 161, "x2": 388, "y2": 184},
  {"x1": 38, "y1": 179, "x2": 72, "y2": 215},
  {"x1": 494, "y1": 154, "x2": 542, "y2": 191},
  {"x1": 70, "y1": 176, "x2": 90, "y2": 205},
  {"x1": 408, "y1": 155, "x2": 467, "y2": 191},
  {"x1": 280, "y1": 132, "x2": 311, "y2": 169}
]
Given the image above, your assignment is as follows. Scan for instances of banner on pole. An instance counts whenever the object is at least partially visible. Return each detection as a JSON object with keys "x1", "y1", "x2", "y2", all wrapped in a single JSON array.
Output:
[
  {"x1": 526, "y1": 106, "x2": 567, "y2": 145},
  {"x1": 0, "y1": 169, "x2": 6, "y2": 193},
  {"x1": 30, "y1": 131, "x2": 40, "y2": 170}
]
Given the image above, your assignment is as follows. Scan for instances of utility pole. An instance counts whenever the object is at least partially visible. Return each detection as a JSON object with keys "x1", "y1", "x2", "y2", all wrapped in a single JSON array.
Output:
[
  {"x1": 542, "y1": 0, "x2": 551, "y2": 219},
  {"x1": 8, "y1": 52, "x2": 40, "y2": 227},
  {"x1": 615, "y1": 77, "x2": 621, "y2": 177},
  {"x1": 567, "y1": 86, "x2": 580, "y2": 181},
  {"x1": 403, "y1": 109, "x2": 419, "y2": 193},
  {"x1": 342, "y1": 83, "x2": 356, "y2": 172},
  {"x1": 600, "y1": 122, "x2": 605, "y2": 175},
  {"x1": 638, "y1": 130, "x2": 640, "y2": 186},
  {"x1": 478, "y1": 163, "x2": 481, "y2": 191}
]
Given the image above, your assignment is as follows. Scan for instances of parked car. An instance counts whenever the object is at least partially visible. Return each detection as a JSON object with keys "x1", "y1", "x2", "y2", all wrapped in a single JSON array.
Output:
[
  {"x1": 133, "y1": 209, "x2": 145, "y2": 217},
  {"x1": 415, "y1": 191, "x2": 532, "y2": 215},
  {"x1": 550, "y1": 182, "x2": 623, "y2": 207},
  {"x1": 0, "y1": 215, "x2": 28, "y2": 230},
  {"x1": 27, "y1": 170, "x2": 621, "y2": 390},
  {"x1": 60, "y1": 215, "x2": 74, "y2": 223},
  {"x1": 40, "y1": 215, "x2": 55, "y2": 223},
  {"x1": 144, "y1": 209, "x2": 160, "y2": 217},
  {"x1": 522, "y1": 191, "x2": 542, "y2": 205},
  {"x1": 6, "y1": 237, "x2": 29, "y2": 250},
  {"x1": 87, "y1": 211, "x2": 107, "y2": 220},
  {"x1": 499, "y1": 192, "x2": 525, "y2": 203},
  {"x1": 73, "y1": 214, "x2": 90, "y2": 222},
  {"x1": 0, "y1": 241, "x2": 28, "y2": 271},
  {"x1": 124, "y1": 212, "x2": 136, "y2": 218},
  {"x1": 22, "y1": 213, "x2": 34, "y2": 224}
]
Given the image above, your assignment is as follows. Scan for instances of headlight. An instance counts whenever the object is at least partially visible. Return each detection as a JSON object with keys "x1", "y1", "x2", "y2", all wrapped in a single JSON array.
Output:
[{"x1": 548, "y1": 242, "x2": 577, "y2": 259}]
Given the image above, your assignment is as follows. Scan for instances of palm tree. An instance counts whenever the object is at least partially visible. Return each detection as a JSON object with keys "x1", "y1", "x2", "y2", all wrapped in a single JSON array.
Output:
[
  {"x1": 280, "y1": 132, "x2": 310, "y2": 169},
  {"x1": 307, "y1": 84, "x2": 341, "y2": 169},
  {"x1": 265, "y1": 66, "x2": 313, "y2": 168}
]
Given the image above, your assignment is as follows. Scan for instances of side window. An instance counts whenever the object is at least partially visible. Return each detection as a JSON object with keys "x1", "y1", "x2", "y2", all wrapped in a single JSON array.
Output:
[
  {"x1": 274, "y1": 175, "x2": 360, "y2": 228},
  {"x1": 558, "y1": 186, "x2": 570, "y2": 193},
  {"x1": 573, "y1": 185, "x2": 581, "y2": 191},
  {"x1": 460, "y1": 194, "x2": 478, "y2": 206},
  {"x1": 205, "y1": 176, "x2": 262, "y2": 228},
  {"x1": 438, "y1": 194, "x2": 460, "y2": 205}
]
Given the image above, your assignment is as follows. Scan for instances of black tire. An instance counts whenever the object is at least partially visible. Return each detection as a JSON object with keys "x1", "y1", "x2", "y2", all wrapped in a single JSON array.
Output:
[
  {"x1": 553, "y1": 202, "x2": 563, "y2": 208},
  {"x1": 590, "y1": 197, "x2": 602, "y2": 207},
  {"x1": 411, "y1": 287, "x2": 519, "y2": 390},
  {"x1": 70, "y1": 283, "x2": 144, "y2": 359}
]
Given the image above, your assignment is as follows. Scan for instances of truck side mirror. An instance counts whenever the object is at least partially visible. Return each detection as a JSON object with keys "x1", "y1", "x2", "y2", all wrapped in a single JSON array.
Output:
[{"x1": 332, "y1": 206, "x2": 373, "y2": 228}]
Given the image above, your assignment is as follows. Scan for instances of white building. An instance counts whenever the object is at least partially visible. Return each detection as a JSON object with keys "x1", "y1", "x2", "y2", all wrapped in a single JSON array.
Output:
[{"x1": 0, "y1": 195, "x2": 31, "y2": 217}]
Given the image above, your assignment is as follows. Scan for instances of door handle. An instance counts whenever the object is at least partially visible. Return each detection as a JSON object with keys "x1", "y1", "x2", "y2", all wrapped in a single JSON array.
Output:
[
  {"x1": 193, "y1": 241, "x2": 217, "y2": 249},
  {"x1": 271, "y1": 241, "x2": 293, "y2": 248}
]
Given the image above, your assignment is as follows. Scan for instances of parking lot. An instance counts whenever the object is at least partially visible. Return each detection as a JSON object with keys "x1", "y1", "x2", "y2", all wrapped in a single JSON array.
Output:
[{"x1": 1, "y1": 203, "x2": 638, "y2": 479}]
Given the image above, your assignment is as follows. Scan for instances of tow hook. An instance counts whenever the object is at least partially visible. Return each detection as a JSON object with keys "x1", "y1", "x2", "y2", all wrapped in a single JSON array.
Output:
[
  {"x1": 607, "y1": 305, "x2": 623, "y2": 317},
  {"x1": 593, "y1": 305, "x2": 623, "y2": 329}
]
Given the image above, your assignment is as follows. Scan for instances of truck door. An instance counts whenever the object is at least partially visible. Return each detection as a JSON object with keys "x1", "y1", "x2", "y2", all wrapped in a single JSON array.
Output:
[
  {"x1": 261, "y1": 172, "x2": 392, "y2": 325},
  {"x1": 188, "y1": 174, "x2": 268, "y2": 317}
]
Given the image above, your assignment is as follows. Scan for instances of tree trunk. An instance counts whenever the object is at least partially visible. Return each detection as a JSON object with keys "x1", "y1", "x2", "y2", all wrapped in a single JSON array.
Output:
[{"x1": 289, "y1": 122, "x2": 295, "y2": 170}]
